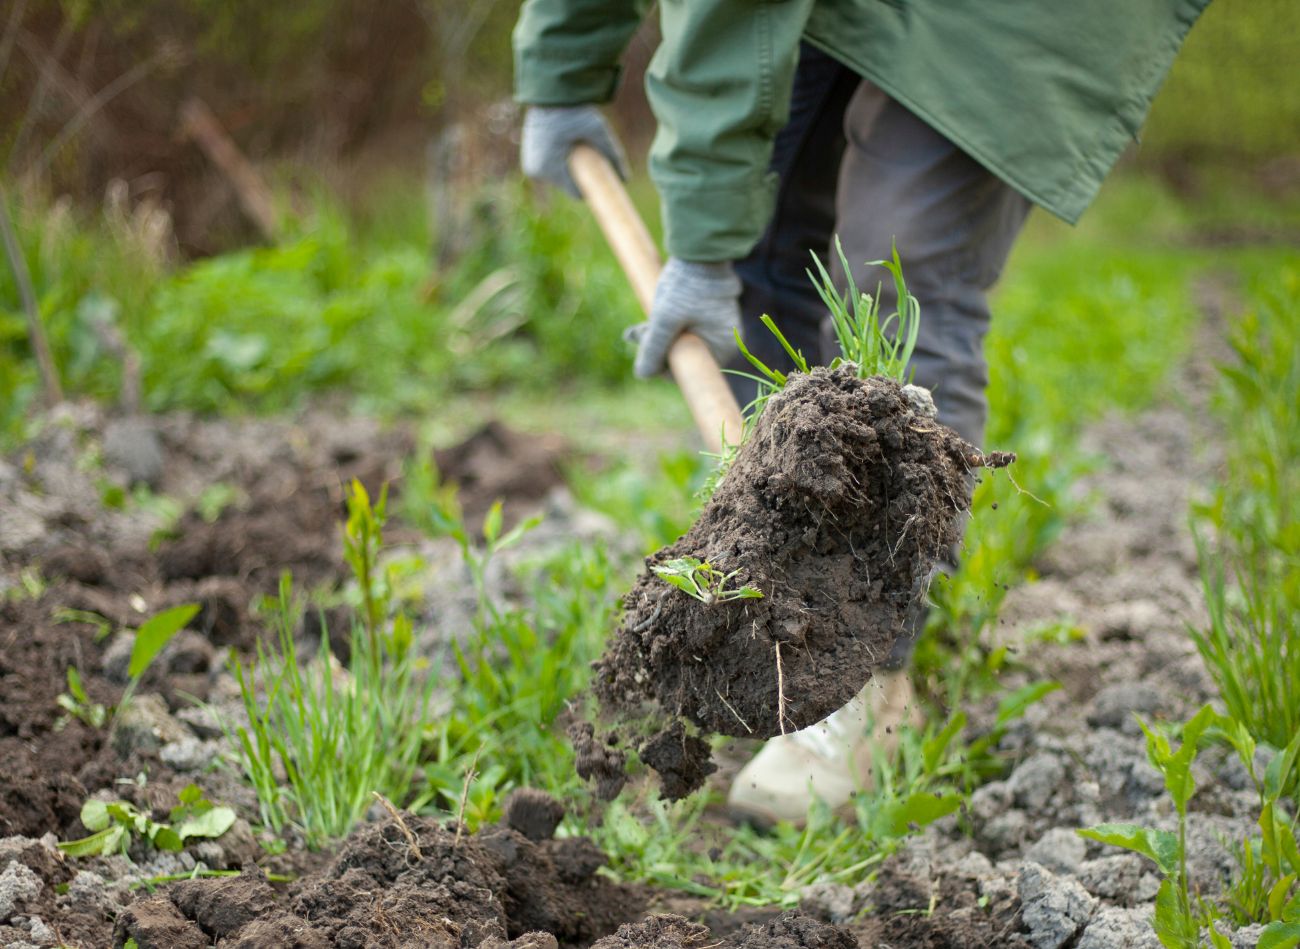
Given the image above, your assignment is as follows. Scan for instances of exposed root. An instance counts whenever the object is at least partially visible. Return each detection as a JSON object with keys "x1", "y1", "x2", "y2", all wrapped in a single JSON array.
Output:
[
  {"x1": 715, "y1": 688, "x2": 753, "y2": 734},
  {"x1": 775, "y1": 641, "x2": 789, "y2": 736}
]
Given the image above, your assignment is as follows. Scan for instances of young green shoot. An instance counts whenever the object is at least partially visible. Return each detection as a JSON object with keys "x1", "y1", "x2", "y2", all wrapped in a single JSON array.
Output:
[
  {"x1": 227, "y1": 481, "x2": 436, "y2": 848},
  {"x1": 55, "y1": 666, "x2": 108, "y2": 729},
  {"x1": 652, "y1": 556, "x2": 763, "y2": 605},
  {"x1": 58, "y1": 785, "x2": 235, "y2": 859}
]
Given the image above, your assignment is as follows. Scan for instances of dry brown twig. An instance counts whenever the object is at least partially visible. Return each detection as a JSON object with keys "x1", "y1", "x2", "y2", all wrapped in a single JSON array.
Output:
[
  {"x1": 372, "y1": 791, "x2": 422, "y2": 863},
  {"x1": 452, "y1": 746, "x2": 483, "y2": 851}
]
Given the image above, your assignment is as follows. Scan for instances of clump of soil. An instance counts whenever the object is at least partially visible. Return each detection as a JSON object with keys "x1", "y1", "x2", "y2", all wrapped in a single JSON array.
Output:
[
  {"x1": 115, "y1": 792, "x2": 646, "y2": 948},
  {"x1": 638, "y1": 721, "x2": 717, "y2": 801},
  {"x1": 592, "y1": 912, "x2": 856, "y2": 949},
  {"x1": 592, "y1": 369, "x2": 1000, "y2": 797},
  {"x1": 569, "y1": 723, "x2": 630, "y2": 802}
]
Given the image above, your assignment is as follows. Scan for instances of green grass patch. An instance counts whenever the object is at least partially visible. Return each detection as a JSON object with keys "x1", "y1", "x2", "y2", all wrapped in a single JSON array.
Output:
[{"x1": 1191, "y1": 266, "x2": 1300, "y2": 764}]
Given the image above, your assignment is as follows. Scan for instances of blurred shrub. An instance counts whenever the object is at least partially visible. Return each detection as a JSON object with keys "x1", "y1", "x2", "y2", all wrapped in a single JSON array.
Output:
[
  {"x1": 0, "y1": 178, "x2": 641, "y2": 439},
  {"x1": 1140, "y1": 0, "x2": 1299, "y2": 163}
]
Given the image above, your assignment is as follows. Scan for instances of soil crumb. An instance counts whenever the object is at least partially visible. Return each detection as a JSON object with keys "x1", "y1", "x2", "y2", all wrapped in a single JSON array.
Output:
[
  {"x1": 116, "y1": 806, "x2": 644, "y2": 948},
  {"x1": 592, "y1": 369, "x2": 994, "y2": 797},
  {"x1": 592, "y1": 912, "x2": 856, "y2": 949},
  {"x1": 638, "y1": 721, "x2": 717, "y2": 801},
  {"x1": 569, "y1": 723, "x2": 629, "y2": 802}
]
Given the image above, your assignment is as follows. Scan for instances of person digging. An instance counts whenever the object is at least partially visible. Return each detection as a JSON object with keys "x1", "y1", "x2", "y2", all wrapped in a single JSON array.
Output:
[{"x1": 513, "y1": 0, "x2": 1209, "y2": 826}]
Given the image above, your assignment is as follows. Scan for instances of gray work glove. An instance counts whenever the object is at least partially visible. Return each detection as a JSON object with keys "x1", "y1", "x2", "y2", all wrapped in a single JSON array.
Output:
[
  {"x1": 627, "y1": 258, "x2": 741, "y2": 379},
  {"x1": 520, "y1": 105, "x2": 628, "y2": 198}
]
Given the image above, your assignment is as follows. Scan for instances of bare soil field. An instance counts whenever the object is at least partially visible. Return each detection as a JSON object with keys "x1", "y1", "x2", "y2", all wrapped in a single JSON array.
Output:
[{"x1": 0, "y1": 352, "x2": 1267, "y2": 948}]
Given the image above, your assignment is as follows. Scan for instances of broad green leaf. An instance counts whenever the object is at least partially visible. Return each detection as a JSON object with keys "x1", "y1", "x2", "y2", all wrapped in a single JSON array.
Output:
[
  {"x1": 150, "y1": 826, "x2": 184, "y2": 852},
  {"x1": 129, "y1": 604, "x2": 200, "y2": 679},
  {"x1": 178, "y1": 784, "x2": 203, "y2": 807},
  {"x1": 1077, "y1": 823, "x2": 1180, "y2": 876},
  {"x1": 871, "y1": 791, "x2": 961, "y2": 838},
  {"x1": 1260, "y1": 921, "x2": 1300, "y2": 949},
  {"x1": 80, "y1": 798, "x2": 110, "y2": 832},
  {"x1": 176, "y1": 805, "x2": 236, "y2": 840}
]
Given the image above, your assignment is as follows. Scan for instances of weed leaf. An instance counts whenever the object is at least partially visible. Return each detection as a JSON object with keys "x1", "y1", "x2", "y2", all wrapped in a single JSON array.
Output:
[
  {"x1": 1077, "y1": 823, "x2": 1180, "y2": 876},
  {"x1": 871, "y1": 791, "x2": 961, "y2": 838},
  {"x1": 175, "y1": 806, "x2": 236, "y2": 841},
  {"x1": 151, "y1": 826, "x2": 184, "y2": 852},
  {"x1": 1260, "y1": 921, "x2": 1300, "y2": 949},
  {"x1": 1153, "y1": 876, "x2": 1198, "y2": 949},
  {"x1": 1269, "y1": 874, "x2": 1298, "y2": 922},
  {"x1": 57, "y1": 826, "x2": 124, "y2": 857},
  {"x1": 79, "y1": 799, "x2": 110, "y2": 832},
  {"x1": 129, "y1": 604, "x2": 200, "y2": 679}
]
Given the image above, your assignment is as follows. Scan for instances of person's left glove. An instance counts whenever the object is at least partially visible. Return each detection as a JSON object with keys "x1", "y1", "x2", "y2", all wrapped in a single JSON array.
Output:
[
  {"x1": 520, "y1": 105, "x2": 628, "y2": 198},
  {"x1": 627, "y1": 258, "x2": 741, "y2": 379}
]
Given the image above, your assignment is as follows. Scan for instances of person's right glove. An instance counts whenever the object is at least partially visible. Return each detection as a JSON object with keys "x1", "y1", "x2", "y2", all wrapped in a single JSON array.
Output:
[
  {"x1": 520, "y1": 105, "x2": 628, "y2": 199},
  {"x1": 627, "y1": 258, "x2": 741, "y2": 379}
]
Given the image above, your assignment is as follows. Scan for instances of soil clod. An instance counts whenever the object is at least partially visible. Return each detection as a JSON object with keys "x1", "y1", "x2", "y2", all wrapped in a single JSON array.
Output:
[
  {"x1": 569, "y1": 723, "x2": 629, "y2": 802},
  {"x1": 112, "y1": 808, "x2": 645, "y2": 948},
  {"x1": 591, "y1": 912, "x2": 857, "y2": 949},
  {"x1": 503, "y1": 788, "x2": 566, "y2": 843},
  {"x1": 637, "y1": 721, "x2": 717, "y2": 801},
  {"x1": 592, "y1": 369, "x2": 987, "y2": 796}
]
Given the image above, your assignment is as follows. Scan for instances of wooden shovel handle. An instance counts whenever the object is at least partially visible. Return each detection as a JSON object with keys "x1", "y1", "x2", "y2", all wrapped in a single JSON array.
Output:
[{"x1": 568, "y1": 144, "x2": 744, "y2": 454}]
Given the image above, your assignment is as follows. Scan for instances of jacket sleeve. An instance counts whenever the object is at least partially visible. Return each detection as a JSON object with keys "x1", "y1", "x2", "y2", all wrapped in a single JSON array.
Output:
[
  {"x1": 647, "y1": 0, "x2": 814, "y2": 262},
  {"x1": 513, "y1": 0, "x2": 646, "y2": 106}
]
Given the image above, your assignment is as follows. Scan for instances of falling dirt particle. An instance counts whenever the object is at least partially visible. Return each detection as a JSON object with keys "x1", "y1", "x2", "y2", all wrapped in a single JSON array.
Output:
[
  {"x1": 637, "y1": 720, "x2": 717, "y2": 802},
  {"x1": 503, "y1": 788, "x2": 566, "y2": 842},
  {"x1": 591, "y1": 368, "x2": 982, "y2": 793},
  {"x1": 568, "y1": 723, "x2": 628, "y2": 802}
]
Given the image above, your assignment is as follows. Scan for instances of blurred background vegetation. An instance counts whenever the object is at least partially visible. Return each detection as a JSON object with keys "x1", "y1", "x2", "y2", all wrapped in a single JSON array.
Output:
[{"x1": 0, "y1": 0, "x2": 1296, "y2": 444}]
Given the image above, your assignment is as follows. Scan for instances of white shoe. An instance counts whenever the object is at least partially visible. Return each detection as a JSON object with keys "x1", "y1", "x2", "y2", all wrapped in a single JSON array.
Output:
[{"x1": 726, "y1": 670, "x2": 922, "y2": 827}]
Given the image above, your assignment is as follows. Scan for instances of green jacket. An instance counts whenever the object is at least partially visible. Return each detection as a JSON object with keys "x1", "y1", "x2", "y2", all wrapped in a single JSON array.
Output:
[{"x1": 514, "y1": 0, "x2": 1209, "y2": 262}]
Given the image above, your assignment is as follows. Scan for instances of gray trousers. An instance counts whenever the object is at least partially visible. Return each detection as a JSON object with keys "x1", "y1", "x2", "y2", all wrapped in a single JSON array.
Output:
[{"x1": 727, "y1": 44, "x2": 1032, "y2": 665}]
